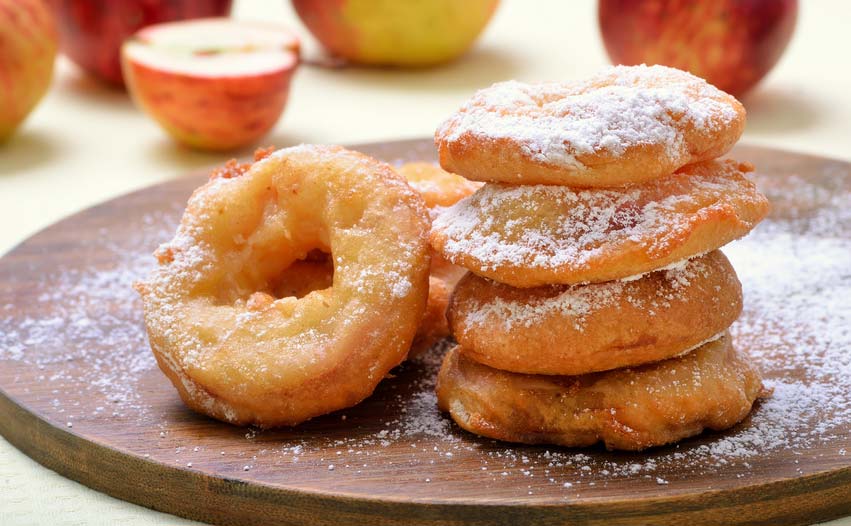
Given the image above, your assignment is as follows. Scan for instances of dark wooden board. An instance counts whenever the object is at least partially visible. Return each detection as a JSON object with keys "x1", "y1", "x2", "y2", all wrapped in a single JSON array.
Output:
[{"x1": 1, "y1": 139, "x2": 850, "y2": 526}]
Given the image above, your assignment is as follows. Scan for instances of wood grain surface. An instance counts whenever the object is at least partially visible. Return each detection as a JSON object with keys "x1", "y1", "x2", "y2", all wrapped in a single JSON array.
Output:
[{"x1": 0, "y1": 139, "x2": 849, "y2": 526}]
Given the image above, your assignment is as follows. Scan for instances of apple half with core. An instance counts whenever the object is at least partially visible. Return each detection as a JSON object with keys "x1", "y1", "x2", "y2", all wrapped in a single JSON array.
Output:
[
  {"x1": 0, "y1": 0, "x2": 57, "y2": 142},
  {"x1": 50, "y1": 0, "x2": 233, "y2": 86},
  {"x1": 122, "y1": 18, "x2": 300, "y2": 151},
  {"x1": 598, "y1": 0, "x2": 798, "y2": 97},
  {"x1": 292, "y1": 0, "x2": 499, "y2": 66}
]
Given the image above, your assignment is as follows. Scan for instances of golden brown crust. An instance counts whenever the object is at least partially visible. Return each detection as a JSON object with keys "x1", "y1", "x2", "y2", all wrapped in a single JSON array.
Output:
[
  {"x1": 436, "y1": 334, "x2": 764, "y2": 450},
  {"x1": 408, "y1": 254, "x2": 468, "y2": 358},
  {"x1": 265, "y1": 253, "x2": 466, "y2": 360},
  {"x1": 396, "y1": 162, "x2": 481, "y2": 356},
  {"x1": 449, "y1": 251, "x2": 742, "y2": 375},
  {"x1": 435, "y1": 65, "x2": 745, "y2": 187},
  {"x1": 203, "y1": 162, "x2": 475, "y2": 365},
  {"x1": 138, "y1": 145, "x2": 431, "y2": 427},
  {"x1": 397, "y1": 162, "x2": 483, "y2": 209},
  {"x1": 431, "y1": 159, "x2": 769, "y2": 288}
]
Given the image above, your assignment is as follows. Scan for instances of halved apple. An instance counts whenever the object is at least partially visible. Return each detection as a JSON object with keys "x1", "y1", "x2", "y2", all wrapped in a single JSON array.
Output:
[{"x1": 122, "y1": 18, "x2": 299, "y2": 151}]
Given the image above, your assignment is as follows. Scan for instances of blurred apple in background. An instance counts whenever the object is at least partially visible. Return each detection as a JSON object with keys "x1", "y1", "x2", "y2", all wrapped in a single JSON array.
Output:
[
  {"x1": 122, "y1": 18, "x2": 299, "y2": 151},
  {"x1": 292, "y1": 0, "x2": 499, "y2": 66},
  {"x1": 0, "y1": 0, "x2": 57, "y2": 142},
  {"x1": 598, "y1": 0, "x2": 798, "y2": 97},
  {"x1": 50, "y1": 0, "x2": 233, "y2": 86}
]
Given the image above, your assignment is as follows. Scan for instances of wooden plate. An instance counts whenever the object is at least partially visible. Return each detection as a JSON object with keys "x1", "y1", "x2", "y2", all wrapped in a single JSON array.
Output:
[{"x1": 1, "y1": 140, "x2": 849, "y2": 526}]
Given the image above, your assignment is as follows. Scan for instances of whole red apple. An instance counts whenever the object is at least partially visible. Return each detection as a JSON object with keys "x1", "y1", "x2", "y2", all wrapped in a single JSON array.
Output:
[
  {"x1": 0, "y1": 0, "x2": 57, "y2": 142},
  {"x1": 50, "y1": 0, "x2": 232, "y2": 86},
  {"x1": 598, "y1": 0, "x2": 798, "y2": 97},
  {"x1": 122, "y1": 18, "x2": 300, "y2": 151}
]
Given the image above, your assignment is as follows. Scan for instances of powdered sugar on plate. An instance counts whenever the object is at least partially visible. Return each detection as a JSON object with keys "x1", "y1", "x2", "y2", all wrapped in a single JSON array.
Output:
[
  {"x1": 0, "y1": 161, "x2": 848, "y2": 496},
  {"x1": 0, "y1": 207, "x2": 179, "y2": 415}
]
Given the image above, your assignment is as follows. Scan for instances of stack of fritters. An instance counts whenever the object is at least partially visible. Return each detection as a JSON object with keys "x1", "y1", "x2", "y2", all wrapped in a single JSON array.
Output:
[{"x1": 429, "y1": 65, "x2": 770, "y2": 450}]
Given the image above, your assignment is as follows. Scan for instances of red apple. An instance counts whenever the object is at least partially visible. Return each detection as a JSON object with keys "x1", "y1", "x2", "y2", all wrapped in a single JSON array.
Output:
[
  {"x1": 122, "y1": 18, "x2": 300, "y2": 151},
  {"x1": 292, "y1": 0, "x2": 499, "y2": 66},
  {"x1": 0, "y1": 0, "x2": 57, "y2": 142},
  {"x1": 598, "y1": 0, "x2": 798, "y2": 97},
  {"x1": 50, "y1": 0, "x2": 232, "y2": 86}
]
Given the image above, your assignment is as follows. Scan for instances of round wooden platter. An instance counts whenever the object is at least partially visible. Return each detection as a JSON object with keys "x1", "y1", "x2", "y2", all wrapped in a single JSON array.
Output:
[{"x1": 1, "y1": 139, "x2": 850, "y2": 526}]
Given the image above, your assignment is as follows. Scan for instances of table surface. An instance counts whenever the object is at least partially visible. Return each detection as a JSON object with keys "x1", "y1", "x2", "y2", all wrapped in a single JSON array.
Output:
[{"x1": 1, "y1": 1, "x2": 849, "y2": 524}]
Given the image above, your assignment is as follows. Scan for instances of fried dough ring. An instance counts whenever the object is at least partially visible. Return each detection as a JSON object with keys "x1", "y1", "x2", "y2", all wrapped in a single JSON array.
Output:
[
  {"x1": 398, "y1": 162, "x2": 483, "y2": 209},
  {"x1": 436, "y1": 333, "x2": 764, "y2": 450},
  {"x1": 397, "y1": 162, "x2": 480, "y2": 355},
  {"x1": 449, "y1": 251, "x2": 741, "y2": 375},
  {"x1": 431, "y1": 159, "x2": 769, "y2": 288},
  {"x1": 206, "y1": 161, "x2": 475, "y2": 362},
  {"x1": 137, "y1": 145, "x2": 431, "y2": 427},
  {"x1": 435, "y1": 64, "x2": 745, "y2": 187},
  {"x1": 409, "y1": 254, "x2": 468, "y2": 356},
  {"x1": 260, "y1": 251, "x2": 466, "y2": 359}
]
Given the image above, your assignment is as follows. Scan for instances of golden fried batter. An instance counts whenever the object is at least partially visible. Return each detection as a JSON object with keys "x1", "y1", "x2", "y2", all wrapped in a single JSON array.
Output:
[
  {"x1": 408, "y1": 254, "x2": 467, "y2": 357},
  {"x1": 137, "y1": 145, "x2": 431, "y2": 427},
  {"x1": 397, "y1": 162, "x2": 480, "y2": 355},
  {"x1": 431, "y1": 159, "x2": 769, "y2": 288},
  {"x1": 449, "y1": 251, "x2": 742, "y2": 375},
  {"x1": 397, "y1": 162, "x2": 483, "y2": 208},
  {"x1": 436, "y1": 333, "x2": 764, "y2": 450},
  {"x1": 263, "y1": 252, "x2": 465, "y2": 360},
  {"x1": 436, "y1": 65, "x2": 745, "y2": 187}
]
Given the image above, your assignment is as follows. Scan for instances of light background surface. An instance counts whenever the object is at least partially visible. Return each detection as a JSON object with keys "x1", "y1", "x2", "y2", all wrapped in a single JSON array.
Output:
[{"x1": 1, "y1": 1, "x2": 850, "y2": 524}]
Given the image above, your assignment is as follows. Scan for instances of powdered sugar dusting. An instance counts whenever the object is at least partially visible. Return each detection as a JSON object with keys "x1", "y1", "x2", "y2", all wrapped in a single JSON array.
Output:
[
  {"x1": 437, "y1": 65, "x2": 739, "y2": 169},
  {"x1": 0, "y1": 208, "x2": 180, "y2": 416},
  {"x1": 132, "y1": 145, "x2": 432, "y2": 423},
  {"x1": 432, "y1": 160, "x2": 765, "y2": 276},
  {"x1": 0, "y1": 160, "x2": 848, "y2": 498},
  {"x1": 618, "y1": 254, "x2": 699, "y2": 282},
  {"x1": 460, "y1": 255, "x2": 712, "y2": 332}
]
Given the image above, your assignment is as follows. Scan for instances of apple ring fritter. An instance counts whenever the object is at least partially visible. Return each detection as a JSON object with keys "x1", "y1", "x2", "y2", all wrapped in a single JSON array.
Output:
[
  {"x1": 202, "y1": 161, "x2": 476, "y2": 365},
  {"x1": 262, "y1": 251, "x2": 465, "y2": 360},
  {"x1": 436, "y1": 333, "x2": 764, "y2": 450},
  {"x1": 431, "y1": 159, "x2": 769, "y2": 288},
  {"x1": 449, "y1": 250, "x2": 741, "y2": 375},
  {"x1": 408, "y1": 254, "x2": 468, "y2": 357},
  {"x1": 397, "y1": 162, "x2": 481, "y2": 356},
  {"x1": 136, "y1": 145, "x2": 431, "y2": 427},
  {"x1": 398, "y1": 162, "x2": 483, "y2": 209},
  {"x1": 435, "y1": 64, "x2": 745, "y2": 187}
]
